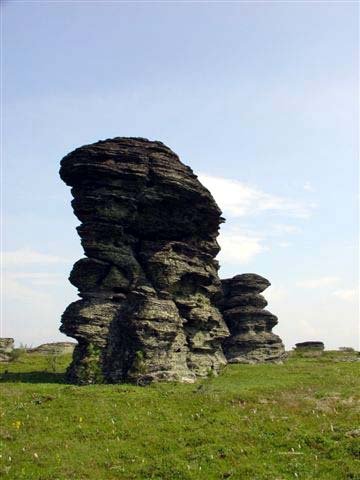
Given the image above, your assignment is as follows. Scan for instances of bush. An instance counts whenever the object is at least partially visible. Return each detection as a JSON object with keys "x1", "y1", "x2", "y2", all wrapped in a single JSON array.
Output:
[
  {"x1": 8, "y1": 345, "x2": 27, "y2": 362},
  {"x1": 45, "y1": 353, "x2": 61, "y2": 373}
]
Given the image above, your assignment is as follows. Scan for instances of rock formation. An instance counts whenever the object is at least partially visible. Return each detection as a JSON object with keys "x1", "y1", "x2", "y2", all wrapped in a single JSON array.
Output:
[
  {"x1": 28, "y1": 342, "x2": 76, "y2": 355},
  {"x1": 0, "y1": 338, "x2": 14, "y2": 362},
  {"x1": 295, "y1": 341, "x2": 324, "y2": 351},
  {"x1": 60, "y1": 137, "x2": 229, "y2": 384},
  {"x1": 218, "y1": 274, "x2": 285, "y2": 363}
]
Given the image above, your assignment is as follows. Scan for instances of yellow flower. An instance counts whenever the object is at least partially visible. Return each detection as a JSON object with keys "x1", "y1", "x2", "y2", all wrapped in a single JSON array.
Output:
[{"x1": 12, "y1": 420, "x2": 21, "y2": 429}]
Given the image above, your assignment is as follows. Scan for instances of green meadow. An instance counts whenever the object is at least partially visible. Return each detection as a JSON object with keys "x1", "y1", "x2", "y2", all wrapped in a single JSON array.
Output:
[{"x1": 0, "y1": 351, "x2": 359, "y2": 480}]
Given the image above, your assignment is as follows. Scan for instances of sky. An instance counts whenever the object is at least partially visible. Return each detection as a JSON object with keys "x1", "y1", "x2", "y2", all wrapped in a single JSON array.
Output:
[{"x1": 2, "y1": 1, "x2": 359, "y2": 350}]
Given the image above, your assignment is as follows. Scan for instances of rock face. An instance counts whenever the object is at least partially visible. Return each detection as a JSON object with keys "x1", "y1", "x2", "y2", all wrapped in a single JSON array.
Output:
[
  {"x1": 60, "y1": 137, "x2": 229, "y2": 384},
  {"x1": 0, "y1": 338, "x2": 14, "y2": 362},
  {"x1": 218, "y1": 274, "x2": 285, "y2": 363},
  {"x1": 29, "y1": 342, "x2": 76, "y2": 355},
  {"x1": 295, "y1": 341, "x2": 325, "y2": 350}
]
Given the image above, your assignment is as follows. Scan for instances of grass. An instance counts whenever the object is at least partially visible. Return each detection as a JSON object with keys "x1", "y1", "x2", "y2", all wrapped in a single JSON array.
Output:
[{"x1": 0, "y1": 351, "x2": 359, "y2": 480}]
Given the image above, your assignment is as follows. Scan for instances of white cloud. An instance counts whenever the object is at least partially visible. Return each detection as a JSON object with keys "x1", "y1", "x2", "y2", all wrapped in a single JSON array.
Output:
[
  {"x1": 1, "y1": 272, "x2": 74, "y2": 345},
  {"x1": 2, "y1": 249, "x2": 69, "y2": 267},
  {"x1": 266, "y1": 285, "x2": 288, "y2": 302},
  {"x1": 333, "y1": 288, "x2": 358, "y2": 302},
  {"x1": 303, "y1": 181, "x2": 315, "y2": 192},
  {"x1": 297, "y1": 276, "x2": 340, "y2": 288},
  {"x1": 297, "y1": 320, "x2": 323, "y2": 340},
  {"x1": 6, "y1": 272, "x2": 64, "y2": 286},
  {"x1": 199, "y1": 174, "x2": 313, "y2": 218},
  {"x1": 272, "y1": 224, "x2": 302, "y2": 235},
  {"x1": 217, "y1": 230, "x2": 267, "y2": 264},
  {"x1": 4, "y1": 274, "x2": 52, "y2": 302},
  {"x1": 278, "y1": 242, "x2": 291, "y2": 248}
]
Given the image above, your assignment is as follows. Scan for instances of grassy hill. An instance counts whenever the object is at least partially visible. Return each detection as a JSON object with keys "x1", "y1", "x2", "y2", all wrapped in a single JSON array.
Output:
[{"x1": 0, "y1": 351, "x2": 359, "y2": 479}]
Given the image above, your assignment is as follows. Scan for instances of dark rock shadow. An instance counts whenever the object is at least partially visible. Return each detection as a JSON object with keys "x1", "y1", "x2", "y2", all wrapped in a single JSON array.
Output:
[{"x1": 0, "y1": 371, "x2": 67, "y2": 384}]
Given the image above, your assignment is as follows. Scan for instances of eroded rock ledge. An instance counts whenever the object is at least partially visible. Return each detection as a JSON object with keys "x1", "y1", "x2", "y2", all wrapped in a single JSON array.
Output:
[
  {"x1": 60, "y1": 137, "x2": 229, "y2": 384},
  {"x1": 218, "y1": 274, "x2": 285, "y2": 364}
]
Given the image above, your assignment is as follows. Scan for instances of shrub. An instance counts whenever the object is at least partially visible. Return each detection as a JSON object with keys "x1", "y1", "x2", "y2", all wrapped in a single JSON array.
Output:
[{"x1": 8, "y1": 345, "x2": 27, "y2": 362}]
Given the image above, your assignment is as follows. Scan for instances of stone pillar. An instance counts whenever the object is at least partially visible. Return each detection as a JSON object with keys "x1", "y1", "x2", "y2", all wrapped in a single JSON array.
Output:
[
  {"x1": 60, "y1": 137, "x2": 229, "y2": 384},
  {"x1": 219, "y1": 274, "x2": 285, "y2": 363}
]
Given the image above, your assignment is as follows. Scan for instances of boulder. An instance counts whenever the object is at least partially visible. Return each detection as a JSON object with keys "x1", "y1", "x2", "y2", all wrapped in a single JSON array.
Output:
[
  {"x1": 0, "y1": 338, "x2": 14, "y2": 353},
  {"x1": 0, "y1": 338, "x2": 14, "y2": 362},
  {"x1": 295, "y1": 341, "x2": 325, "y2": 350}
]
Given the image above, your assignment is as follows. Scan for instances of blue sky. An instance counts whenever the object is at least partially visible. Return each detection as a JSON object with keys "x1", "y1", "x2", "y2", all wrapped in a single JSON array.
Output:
[{"x1": 2, "y1": 1, "x2": 358, "y2": 349}]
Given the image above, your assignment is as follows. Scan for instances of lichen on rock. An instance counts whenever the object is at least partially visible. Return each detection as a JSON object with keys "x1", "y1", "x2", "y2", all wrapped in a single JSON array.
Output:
[{"x1": 59, "y1": 137, "x2": 229, "y2": 384}]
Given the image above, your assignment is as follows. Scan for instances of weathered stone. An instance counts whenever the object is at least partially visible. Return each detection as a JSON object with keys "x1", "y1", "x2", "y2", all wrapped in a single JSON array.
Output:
[
  {"x1": 219, "y1": 274, "x2": 285, "y2": 363},
  {"x1": 60, "y1": 137, "x2": 229, "y2": 384},
  {"x1": 222, "y1": 273, "x2": 270, "y2": 296},
  {"x1": 0, "y1": 338, "x2": 14, "y2": 353},
  {"x1": 295, "y1": 341, "x2": 325, "y2": 350},
  {"x1": 0, "y1": 338, "x2": 14, "y2": 362}
]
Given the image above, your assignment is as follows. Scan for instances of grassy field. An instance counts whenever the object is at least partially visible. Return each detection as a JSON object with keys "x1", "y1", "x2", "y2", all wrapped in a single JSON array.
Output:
[{"x1": 0, "y1": 351, "x2": 359, "y2": 480}]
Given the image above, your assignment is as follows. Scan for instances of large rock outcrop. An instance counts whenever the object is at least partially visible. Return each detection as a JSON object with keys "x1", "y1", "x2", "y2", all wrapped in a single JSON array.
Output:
[
  {"x1": 60, "y1": 137, "x2": 229, "y2": 384},
  {"x1": 219, "y1": 274, "x2": 285, "y2": 363}
]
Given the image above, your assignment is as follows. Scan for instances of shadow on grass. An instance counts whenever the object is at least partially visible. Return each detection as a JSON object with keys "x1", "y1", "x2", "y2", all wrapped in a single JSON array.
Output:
[{"x1": 0, "y1": 371, "x2": 67, "y2": 384}]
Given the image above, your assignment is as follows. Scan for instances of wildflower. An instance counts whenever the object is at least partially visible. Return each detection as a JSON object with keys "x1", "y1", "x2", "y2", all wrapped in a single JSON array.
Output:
[{"x1": 12, "y1": 420, "x2": 21, "y2": 429}]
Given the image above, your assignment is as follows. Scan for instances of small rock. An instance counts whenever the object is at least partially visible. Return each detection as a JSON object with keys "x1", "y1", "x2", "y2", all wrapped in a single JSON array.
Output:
[{"x1": 295, "y1": 341, "x2": 324, "y2": 350}]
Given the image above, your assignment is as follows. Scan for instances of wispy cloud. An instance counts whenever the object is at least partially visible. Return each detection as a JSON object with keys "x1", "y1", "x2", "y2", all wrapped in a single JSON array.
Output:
[
  {"x1": 272, "y1": 224, "x2": 302, "y2": 235},
  {"x1": 199, "y1": 174, "x2": 314, "y2": 219},
  {"x1": 2, "y1": 249, "x2": 69, "y2": 267},
  {"x1": 278, "y1": 241, "x2": 291, "y2": 248},
  {"x1": 266, "y1": 285, "x2": 287, "y2": 302},
  {"x1": 217, "y1": 229, "x2": 268, "y2": 264},
  {"x1": 297, "y1": 277, "x2": 340, "y2": 288},
  {"x1": 4, "y1": 274, "x2": 53, "y2": 302},
  {"x1": 5, "y1": 272, "x2": 64, "y2": 286},
  {"x1": 298, "y1": 320, "x2": 323, "y2": 340},
  {"x1": 303, "y1": 181, "x2": 315, "y2": 192},
  {"x1": 333, "y1": 288, "x2": 358, "y2": 302}
]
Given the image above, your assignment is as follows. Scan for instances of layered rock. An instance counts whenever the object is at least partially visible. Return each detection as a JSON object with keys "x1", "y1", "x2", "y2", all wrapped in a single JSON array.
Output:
[
  {"x1": 219, "y1": 274, "x2": 285, "y2": 363},
  {"x1": 60, "y1": 137, "x2": 229, "y2": 384},
  {"x1": 0, "y1": 338, "x2": 14, "y2": 362},
  {"x1": 295, "y1": 341, "x2": 324, "y2": 351}
]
